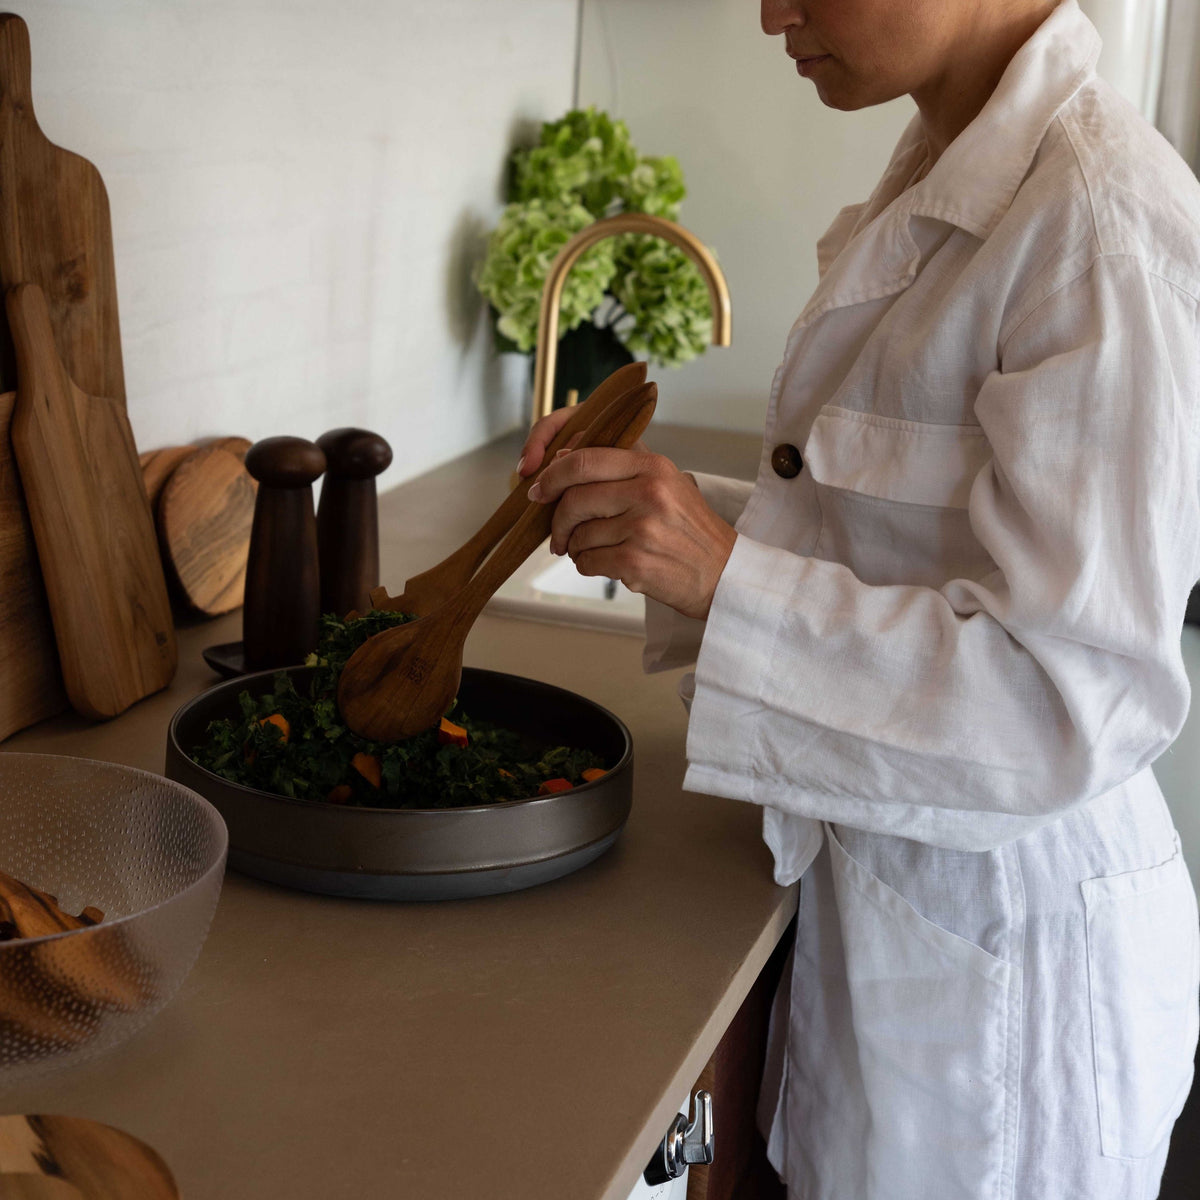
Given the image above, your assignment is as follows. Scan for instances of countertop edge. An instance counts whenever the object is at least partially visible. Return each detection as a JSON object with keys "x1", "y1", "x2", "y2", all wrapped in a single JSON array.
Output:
[{"x1": 600, "y1": 882, "x2": 798, "y2": 1200}]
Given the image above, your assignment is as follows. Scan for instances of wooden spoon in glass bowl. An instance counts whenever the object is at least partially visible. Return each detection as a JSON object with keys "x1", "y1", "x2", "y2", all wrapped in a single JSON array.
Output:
[{"x1": 337, "y1": 381, "x2": 657, "y2": 741}]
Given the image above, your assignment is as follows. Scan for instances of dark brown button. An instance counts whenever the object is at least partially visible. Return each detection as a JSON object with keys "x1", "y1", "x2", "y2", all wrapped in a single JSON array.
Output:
[{"x1": 771, "y1": 443, "x2": 802, "y2": 479}]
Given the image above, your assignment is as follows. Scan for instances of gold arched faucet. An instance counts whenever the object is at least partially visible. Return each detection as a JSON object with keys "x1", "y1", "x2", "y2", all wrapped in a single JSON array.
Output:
[{"x1": 529, "y1": 213, "x2": 733, "y2": 426}]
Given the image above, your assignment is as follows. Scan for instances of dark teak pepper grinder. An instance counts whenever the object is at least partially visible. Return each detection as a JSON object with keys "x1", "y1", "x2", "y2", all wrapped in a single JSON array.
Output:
[
  {"x1": 316, "y1": 427, "x2": 393, "y2": 618},
  {"x1": 242, "y1": 436, "x2": 327, "y2": 670}
]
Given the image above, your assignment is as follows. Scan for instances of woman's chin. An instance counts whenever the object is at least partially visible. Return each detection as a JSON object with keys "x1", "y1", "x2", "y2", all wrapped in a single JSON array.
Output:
[{"x1": 810, "y1": 70, "x2": 903, "y2": 113}]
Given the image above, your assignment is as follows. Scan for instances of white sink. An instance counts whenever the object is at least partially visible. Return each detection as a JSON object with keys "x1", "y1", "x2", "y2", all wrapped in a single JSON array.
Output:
[{"x1": 485, "y1": 541, "x2": 645, "y2": 635}]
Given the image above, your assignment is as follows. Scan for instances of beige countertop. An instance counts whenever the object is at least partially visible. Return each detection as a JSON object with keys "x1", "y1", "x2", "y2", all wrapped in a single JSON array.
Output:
[{"x1": 0, "y1": 424, "x2": 797, "y2": 1200}]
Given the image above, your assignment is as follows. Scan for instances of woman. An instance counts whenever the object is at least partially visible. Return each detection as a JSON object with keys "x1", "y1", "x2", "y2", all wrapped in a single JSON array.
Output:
[{"x1": 520, "y1": 1, "x2": 1200, "y2": 1197}]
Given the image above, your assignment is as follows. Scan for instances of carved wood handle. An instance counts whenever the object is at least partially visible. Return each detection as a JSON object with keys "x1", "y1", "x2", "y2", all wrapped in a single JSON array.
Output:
[
  {"x1": 396, "y1": 362, "x2": 649, "y2": 606},
  {"x1": 454, "y1": 381, "x2": 657, "y2": 626}
]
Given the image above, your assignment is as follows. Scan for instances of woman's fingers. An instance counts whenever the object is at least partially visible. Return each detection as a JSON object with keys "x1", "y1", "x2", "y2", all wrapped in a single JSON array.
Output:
[
  {"x1": 572, "y1": 543, "x2": 642, "y2": 588},
  {"x1": 549, "y1": 486, "x2": 631, "y2": 555},
  {"x1": 564, "y1": 513, "x2": 632, "y2": 561},
  {"x1": 522, "y1": 442, "x2": 735, "y2": 620},
  {"x1": 517, "y1": 407, "x2": 575, "y2": 477},
  {"x1": 547, "y1": 475, "x2": 633, "y2": 554},
  {"x1": 529, "y1": 446, "x2": 654, "y2": 503}
]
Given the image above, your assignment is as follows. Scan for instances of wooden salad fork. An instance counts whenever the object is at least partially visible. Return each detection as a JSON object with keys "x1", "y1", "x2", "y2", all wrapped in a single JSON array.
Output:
[
  {"x1": 368, "y1": 360, "x2": 648, "y2": 618},
  {"x1": 338, "y1": 380, "x2": 658, "y2": 741}
]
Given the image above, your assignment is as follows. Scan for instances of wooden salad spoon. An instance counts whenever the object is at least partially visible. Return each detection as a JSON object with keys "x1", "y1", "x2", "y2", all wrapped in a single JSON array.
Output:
[
  {"x1": 338, "y1": 380, "x2": 658, "y2": 741},
  {"x1": 369, "y1": 360, "x2": 648, "y2": 618}
]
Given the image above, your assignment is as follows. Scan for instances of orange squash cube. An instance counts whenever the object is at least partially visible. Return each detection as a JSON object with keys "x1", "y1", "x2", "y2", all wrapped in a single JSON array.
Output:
[
  {"x1": 438, "y1": 718, "x2": 469, "y2": 748},
  {"x1": 258, "y1": 713, "x2": 290, "y2": 743},
  {"x1": 351, "y1": 752, "x2": 382, "y2": 788},
  {"x1": 537, "y1": 777, "x2": 573, "y2": 796}
]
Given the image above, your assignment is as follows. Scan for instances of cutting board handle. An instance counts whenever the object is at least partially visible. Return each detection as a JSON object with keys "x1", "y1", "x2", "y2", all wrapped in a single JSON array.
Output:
[
  {"x1": 0, "y1": 15, "x2": 34, "y2": 108},
  {"x1": 0, "y1": 13, "x2": 126, "y2": 404}
]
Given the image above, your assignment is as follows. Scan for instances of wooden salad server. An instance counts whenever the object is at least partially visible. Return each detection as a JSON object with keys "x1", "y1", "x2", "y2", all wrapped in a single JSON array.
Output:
[
  {"x1": 338, "y1": 380, "x2": 658, "y2": 741},
  {"x1": 0, "y1": 1114, "x2": 179, "y2": 1199},
  {"x1": 369, "y1": 360, "x2": 648, "y2": 618}
]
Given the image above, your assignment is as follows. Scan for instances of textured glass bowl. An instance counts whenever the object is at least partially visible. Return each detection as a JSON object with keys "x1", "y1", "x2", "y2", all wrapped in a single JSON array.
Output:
[{"x1": 0, "y1": 753, "x2": 228, "y2": 1087}]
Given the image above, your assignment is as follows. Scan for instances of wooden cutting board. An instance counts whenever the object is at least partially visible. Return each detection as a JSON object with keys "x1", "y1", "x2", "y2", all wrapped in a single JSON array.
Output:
[
  {"x1": 0, "y1": 14, "x2": 125, "y2": 405},
  {"x1": 158, "y1": 442, "x2": 257, "y2": 615},
  {"x1": 7, "y1": 283, "x2": 175, "y2": 719},
  {"x1": 0, "y1": 390, "x2": 65, "y2": 740}
]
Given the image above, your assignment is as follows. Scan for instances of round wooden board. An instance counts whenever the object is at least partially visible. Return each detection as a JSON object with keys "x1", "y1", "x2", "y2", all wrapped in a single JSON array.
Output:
[
  {"x1": 197, "y1": 435, "x2": 251, "y2": 460},
  {"x1": 157, "y1": 445, "x2": 257, "y2": 616},
  {"x1": 137, "y1": 446, "x2": 192, "y2": 514},
  {"x1": 0, "y1": 1115, "x2": 178, "y2": 1200}
]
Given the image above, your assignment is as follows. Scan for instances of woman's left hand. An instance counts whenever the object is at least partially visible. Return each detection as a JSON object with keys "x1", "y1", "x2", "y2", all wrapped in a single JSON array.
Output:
[{"x1": 527, "y1": 447, "x2": 737, "y2": 621}]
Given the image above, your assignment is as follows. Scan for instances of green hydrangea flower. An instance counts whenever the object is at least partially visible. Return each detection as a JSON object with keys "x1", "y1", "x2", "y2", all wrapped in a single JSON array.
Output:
[
  {"x1": 474, "y1": 198, "x2": 617, "y2": 354},
  {"x1": 478, "y1": 108, "x2": 714, "y2": 369},
  {"x1": 618, "y1": 155, "x2": 687, "y2": 220},
  {"x1": 510, "y1": 108, "x2": 639, "y2": 216},
  {"x1": 610, "y1": 235, "x2": 714, "y2": 367}
]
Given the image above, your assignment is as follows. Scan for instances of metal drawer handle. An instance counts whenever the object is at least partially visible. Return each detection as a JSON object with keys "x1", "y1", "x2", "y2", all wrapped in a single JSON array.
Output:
[{"x1": 643, "y1": 1090, "x2": 714, "y2": 1185}]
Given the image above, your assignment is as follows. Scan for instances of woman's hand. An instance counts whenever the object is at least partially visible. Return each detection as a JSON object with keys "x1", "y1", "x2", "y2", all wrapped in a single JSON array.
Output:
[
  {"x1": 516, "y1": 406, "x2": 648, "y2": 477},
  {"x1": 527, "y1": 447, "x2": 737, "y2": 621}
]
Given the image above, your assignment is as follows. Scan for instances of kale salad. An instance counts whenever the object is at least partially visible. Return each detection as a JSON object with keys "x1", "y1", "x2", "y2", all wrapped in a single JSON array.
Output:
[{"x1": 191, "y1": 611, "x2": 606, "y2": 809}]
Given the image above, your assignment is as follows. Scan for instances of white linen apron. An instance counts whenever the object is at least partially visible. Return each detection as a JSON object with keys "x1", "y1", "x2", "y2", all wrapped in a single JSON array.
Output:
[{"x1": 643, "y1": 4, "x2": 1200, "y2": 1197}]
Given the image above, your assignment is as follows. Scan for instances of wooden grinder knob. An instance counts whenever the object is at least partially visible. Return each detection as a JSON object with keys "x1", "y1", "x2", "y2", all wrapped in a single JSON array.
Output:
[
  {"x1": 242, "y1": 436, "x2": 326, "y2": 670},
  {"x1": 316, "y1": 427, "x2": 392, "y2": 618}
]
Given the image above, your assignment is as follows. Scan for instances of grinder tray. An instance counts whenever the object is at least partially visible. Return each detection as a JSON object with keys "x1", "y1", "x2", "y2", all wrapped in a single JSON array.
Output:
[{"x1": 164, "y1": 666, "x2": 632, "y2": 901}]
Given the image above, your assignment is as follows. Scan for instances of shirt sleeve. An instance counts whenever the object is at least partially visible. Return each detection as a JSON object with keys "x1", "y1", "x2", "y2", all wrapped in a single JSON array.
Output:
[
  {"x1": 684, "y1": 254, "x2": 1200, "y2": 851},
  {"x1": 642, "y1": 471, "x2": 755, "y2": 673}
]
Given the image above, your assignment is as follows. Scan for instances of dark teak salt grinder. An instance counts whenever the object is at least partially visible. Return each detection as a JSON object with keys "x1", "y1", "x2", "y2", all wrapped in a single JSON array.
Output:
[
  {"x1": 242, "y1": 436, "x2": 326, "y2": 670},
  {"x1": 316, "y1": 427, "x2": 392, "y2": 618}
]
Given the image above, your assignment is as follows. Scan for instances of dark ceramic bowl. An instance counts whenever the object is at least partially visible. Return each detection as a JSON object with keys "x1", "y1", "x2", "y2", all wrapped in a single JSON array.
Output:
[{"x1": 164, "y1": 666, "x2": 633, "y2": 901}]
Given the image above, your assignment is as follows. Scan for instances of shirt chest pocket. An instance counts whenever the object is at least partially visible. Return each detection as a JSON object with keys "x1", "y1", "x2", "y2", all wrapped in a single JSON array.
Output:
[{"x1": 802, "y1": 407, "x2": 995, "y2": 587}]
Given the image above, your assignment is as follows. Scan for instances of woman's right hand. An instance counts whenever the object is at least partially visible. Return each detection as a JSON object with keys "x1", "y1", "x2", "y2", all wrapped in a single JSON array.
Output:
[
  {"x1": 516, "y1": 406, "x2": 577, "y2": 478},
  {"x1": 516, "y1": 406, "x2": 651, "y2": 479}
]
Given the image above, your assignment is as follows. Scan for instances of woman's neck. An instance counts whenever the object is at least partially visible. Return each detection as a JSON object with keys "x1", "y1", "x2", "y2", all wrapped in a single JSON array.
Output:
[{"x1": 913, "y1": 1, "x2": 1058, "y2": 164}]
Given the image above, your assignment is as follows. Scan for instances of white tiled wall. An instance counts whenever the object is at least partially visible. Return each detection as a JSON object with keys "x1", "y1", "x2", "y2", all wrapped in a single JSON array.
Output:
[{"x1": 13, "y1": 0, "x2": 578, "y2": 485}]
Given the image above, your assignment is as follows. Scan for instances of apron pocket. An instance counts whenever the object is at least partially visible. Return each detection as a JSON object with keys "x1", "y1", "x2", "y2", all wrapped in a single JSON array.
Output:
[
  {"x1": 1083, "y1": 847, "x2": 1200, "y2": 1159},
  {"x1": 826, "y1": 825, "x2": 1015, "y2": 1200}
]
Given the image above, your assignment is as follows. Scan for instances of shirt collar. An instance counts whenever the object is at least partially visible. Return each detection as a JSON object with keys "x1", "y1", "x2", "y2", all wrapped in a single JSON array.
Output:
[{"x1": 907, "y1": 0, "x2": 1101, "y2": 240}]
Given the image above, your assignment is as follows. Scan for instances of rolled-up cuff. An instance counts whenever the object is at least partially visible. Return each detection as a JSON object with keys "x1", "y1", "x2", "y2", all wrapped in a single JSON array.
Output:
[{"x1": 641, "y1": 472, "x2": 755, "y2": 675}]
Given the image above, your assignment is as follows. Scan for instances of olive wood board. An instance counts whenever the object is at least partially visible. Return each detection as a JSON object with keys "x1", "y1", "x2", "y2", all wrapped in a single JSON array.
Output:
[
  {"x1": 0, "y1": 15, "x2": 125, "y2": 405},
  {"x1": 0, "y1": 390, "x2": 65, "y2": 741},
  {"x1": 7, "y1": 283, "x2": 176, "y2": 720},
  {"x1": 0, "y1": 1115, "x2": 178, "y2": 1199}
]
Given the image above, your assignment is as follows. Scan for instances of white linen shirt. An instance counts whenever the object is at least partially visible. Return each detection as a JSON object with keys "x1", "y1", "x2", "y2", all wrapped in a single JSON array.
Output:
[
  {"x1": 647, "y1": 0, "x2": 1200, "y2": 879},
  {"x1": 643, "y1": 3, "x2": 1200, "y2": 1197}
]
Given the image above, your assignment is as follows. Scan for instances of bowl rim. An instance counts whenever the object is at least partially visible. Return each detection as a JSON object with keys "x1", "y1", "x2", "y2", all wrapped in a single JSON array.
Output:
[
  {"x1": 0, "y1": 752, "x2": 229, "y2": 949},
  {"x1": 168, "y1": 665, "x2": 634, "y2": 817}
]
